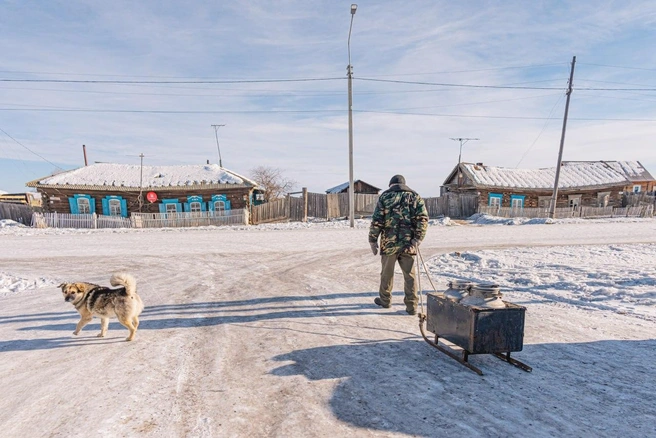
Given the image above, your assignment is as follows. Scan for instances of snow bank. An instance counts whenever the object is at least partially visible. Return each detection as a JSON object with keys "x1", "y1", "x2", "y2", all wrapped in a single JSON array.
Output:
[
  {"x1": 422, "y1": 244, "x2": 656, "y2": 321},
  {"x1": 0, "y1": 219, "x2": 26, "y2": 228},
  {"x1": 0, "y1": 272, "x2": 59, "y2": 296}
]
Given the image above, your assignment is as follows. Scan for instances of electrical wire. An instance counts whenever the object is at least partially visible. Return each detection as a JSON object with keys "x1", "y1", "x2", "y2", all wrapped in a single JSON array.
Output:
[
  {"x1": 515, "y1": 93, "x2": 565, "y2": 168},
  {"x1": 0, "y1": 126, "x2": 64, "y2": 170},
  {"x1": 0, "y1": 77, "x2": 345, "y2": 84}
]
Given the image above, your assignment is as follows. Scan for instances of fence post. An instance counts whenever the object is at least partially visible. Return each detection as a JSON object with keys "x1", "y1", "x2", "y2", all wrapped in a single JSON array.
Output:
[
  {"x1": 54, "y1": 211, "x2": 58, "y2": 228},
  {"x1": 93, "y1": 212, "x2": 98, "y2": 229},
  {"x1": 285, "y1": 194, "x2": 291, "y2": 221},
  {"x1": 302, "y1": 187, "x2": 308, "y2": 222}
]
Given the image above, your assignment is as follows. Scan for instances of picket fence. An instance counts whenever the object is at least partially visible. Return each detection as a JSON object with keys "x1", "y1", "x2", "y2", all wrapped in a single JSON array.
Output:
[
  {"x1": 131, "y1": 210, "x2": 247, "y2": 228},
  {"x1": 478, "y1": 204, "x2": 653, "y2": 219},
  {"x1": 31, "y1": 209, "x2": 248, "y2": 229}
]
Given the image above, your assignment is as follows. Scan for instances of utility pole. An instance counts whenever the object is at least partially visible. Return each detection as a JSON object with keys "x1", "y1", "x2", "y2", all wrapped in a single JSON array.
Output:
[
  {"x1": 347, "y1": 4, "x2": 357, "y2": 228},
  {"x1": 211, "y1": 124, "x2": 226, "y2": 167},
  {"x1": 450, "y1": 137, "x2": 479, "y2": 187},
  {"x1": 549, "y1": 56, "x2": 576, "y2": 219},
  {"x1": 138, "y1": 153, "x2": 145, "y2": 212}
]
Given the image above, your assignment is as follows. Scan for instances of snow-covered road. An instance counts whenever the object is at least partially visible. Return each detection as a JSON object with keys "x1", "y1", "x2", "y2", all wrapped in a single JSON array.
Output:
[{"x1": 1, "y1": 219, "x2": 655, "y2": 437}]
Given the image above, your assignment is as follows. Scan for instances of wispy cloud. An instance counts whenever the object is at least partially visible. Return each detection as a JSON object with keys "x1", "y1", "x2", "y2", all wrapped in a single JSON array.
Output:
[{"x1": 0, "y1": 0, "x2": 655, "y2": 194}]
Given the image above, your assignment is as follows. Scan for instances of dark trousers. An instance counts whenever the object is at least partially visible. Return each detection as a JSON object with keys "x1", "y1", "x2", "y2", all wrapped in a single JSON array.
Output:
[{"x1": 378, "y1": 252, "x2": 417, "y2": 311}]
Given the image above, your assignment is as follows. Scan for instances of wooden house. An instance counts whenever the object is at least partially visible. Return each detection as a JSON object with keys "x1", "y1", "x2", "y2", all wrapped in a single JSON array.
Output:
[
  {"x1": 601, "y1": 161, "x2": 655, "y2": 193},
  {"x1": 326, "y1": 180, "x2": 381, "y2": 195},
  {"x1": 441, "y1": 161, "x2": 631, "y2": 209},
  {"x1": 26, "y1": 163, "x2": 258, "y2": 216}
]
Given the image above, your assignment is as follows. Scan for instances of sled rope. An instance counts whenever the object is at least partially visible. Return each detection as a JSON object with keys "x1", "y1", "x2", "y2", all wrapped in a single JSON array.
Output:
[{"x1": 415, "y1": 247, "x2": 439, "y2": 316}]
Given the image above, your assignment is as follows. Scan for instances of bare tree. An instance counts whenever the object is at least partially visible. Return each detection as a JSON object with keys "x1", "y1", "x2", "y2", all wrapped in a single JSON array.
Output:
[{"x1": 250, "y1": 166, "x2": 297, "y2": 202}]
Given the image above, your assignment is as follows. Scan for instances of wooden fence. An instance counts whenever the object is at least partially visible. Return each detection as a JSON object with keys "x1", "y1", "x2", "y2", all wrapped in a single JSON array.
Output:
[
  {"x1": 31, "y1": 210, "x2": 247, "y2": 229},
  {"x1": 130, "y1": 210, "x2": 247, "y2": 228},
  {"x1": 32, "y1": 212, "x2": 132, "y2": 229},
  {"x1": 0, "y1": 202, "x2": 34, "y2": 225},
  {"x1": 623, "y1": 192, "x2": 655, "y2": 207},
  {"x1": 424, "y1": 193, "x2": 479, "y2": 219},
  {"x1": 479, "y1": 204, "x2": 653, "y2": 219},
  {"x1": 250, "y1": 191, "x2": 480, "y2": 224}
]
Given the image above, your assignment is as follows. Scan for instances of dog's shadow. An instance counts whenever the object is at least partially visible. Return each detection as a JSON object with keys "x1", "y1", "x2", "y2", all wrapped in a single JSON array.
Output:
[{"x1": 4, "y1": 291, "x2": 410, "y2": 351}]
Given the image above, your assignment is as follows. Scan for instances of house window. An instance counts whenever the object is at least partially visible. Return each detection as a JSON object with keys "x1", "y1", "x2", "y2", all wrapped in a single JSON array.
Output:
[
  {"x1": 210, "y1": 194, "x2": 231, "y2": 212},
  {"x1": 165, "y1": 203, "x2": 178, "y2": 214},
  {"x1": 597, "y1": 192, "x2": 610, "y2": 207},
  {"x1": 568, "y1": 195, "x2": 581, "y2": 208},
  {"x1": 69, "y1": 194, "x2": 96, "y2": 215},
  {"x1": 189, "y1": 201, "x2": 202, "y2": 213},
  {"x1": 538, "y1": 196, "x2": 551, "y2": 208},
  {"x1": 108, "y1": 199, "x2": 121, "y2": 216},
  {"x1": 77, "y1": 197, "x2": 91, "y2": 214},
  {"x1": 633, "y1": 185, "x2": 641, "y2": 193},
  {"x1": 510, "y1": 195, "x2": 525, "y2": 209},
  {"x1": 488, "y1": 193, "x2": 502, "y2": 207}
]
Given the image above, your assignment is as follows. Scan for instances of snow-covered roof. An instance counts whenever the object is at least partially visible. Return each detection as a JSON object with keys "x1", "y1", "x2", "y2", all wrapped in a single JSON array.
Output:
[
  {"x1": 325, "y1": 180, "x2": 381, "y2": 194},
  {"x1": 461, "y1": 161, "x2": 628, "y2": 190},
  {"x1": 599, "y1": 161, "x2": 655, "y2": 182},
  {"x1": 28, "y1": 163, "x2": 257, "y2": 189},
  {"x1": 326, "y1": 182, "x2": 350, "y2": 194},
  {"x1": 0, "y1": 190, "x2": 7, "y2": 195}
]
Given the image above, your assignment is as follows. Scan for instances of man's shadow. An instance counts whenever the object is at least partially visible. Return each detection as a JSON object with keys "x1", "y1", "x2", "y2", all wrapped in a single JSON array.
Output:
[{"x1": 270, "y1": 338, "x2": 655, "y2": 437}]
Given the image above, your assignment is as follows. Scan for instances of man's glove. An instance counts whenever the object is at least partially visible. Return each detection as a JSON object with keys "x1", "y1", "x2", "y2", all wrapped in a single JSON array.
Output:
[{"x1": 370, "y1": 241, "x2": 378, "y2": 255}]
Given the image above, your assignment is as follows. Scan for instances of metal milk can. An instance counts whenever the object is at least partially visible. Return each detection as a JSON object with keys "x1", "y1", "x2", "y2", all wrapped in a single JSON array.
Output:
[
  {"x1": 444, "y1": 280, "x2": 472, "y2": 302},
  {"x1": 461, "y1": 283, "x2": 506, "y2": 308}
]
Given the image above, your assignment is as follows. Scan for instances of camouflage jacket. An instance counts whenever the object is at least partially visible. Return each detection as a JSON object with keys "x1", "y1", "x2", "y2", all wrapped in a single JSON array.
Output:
[{"x1": 369, "y1": 184, "x2": 428, "y2": 255}]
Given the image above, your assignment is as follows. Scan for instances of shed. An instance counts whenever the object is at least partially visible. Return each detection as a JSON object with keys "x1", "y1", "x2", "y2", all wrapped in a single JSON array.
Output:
[{"x1": 326, "y1": 180, "x2": 381, "y2": 195}]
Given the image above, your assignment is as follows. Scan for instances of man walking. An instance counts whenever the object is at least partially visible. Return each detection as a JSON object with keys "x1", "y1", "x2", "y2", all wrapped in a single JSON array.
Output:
[{"x1": 369, "y1": 175, "x2": 429, "y2": 315}]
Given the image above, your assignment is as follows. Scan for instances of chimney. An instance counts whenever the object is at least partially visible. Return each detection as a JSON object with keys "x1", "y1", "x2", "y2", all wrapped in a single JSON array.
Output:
[
  {"x1": 207, "y1": 159, "x2": 210, "y2": 164},
  {"x1": 83, "y1": 145, "x2": 88, "y2": 166}
]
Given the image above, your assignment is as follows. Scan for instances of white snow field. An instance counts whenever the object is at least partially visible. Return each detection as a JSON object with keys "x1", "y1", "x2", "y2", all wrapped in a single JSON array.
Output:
[{"x1": 1, "y1": 218, "x2": 655, "y2": 437}]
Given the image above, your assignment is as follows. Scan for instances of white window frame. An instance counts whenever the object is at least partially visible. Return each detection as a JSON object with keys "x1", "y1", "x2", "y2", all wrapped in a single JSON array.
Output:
[
  {"x1": 633, "y1": 185, "x2": 641, "y2": 193},
  {"x1": 597, "y1": 192, "x2": 610, "y2": 207},
  {"x1": 77, "y1": 197, "x2": 91, "y2": 214},
  {"x1": 189, "y1": 201, "x2": 202, "y2": 213},
  {"x1": 511, "y1": 197, "x2": 523, "y2": 209},
  {"x1": 108, "y1": 199, "x2": 121, "y2": 216},
  {"x1": 568, "y1": 194, "x2": 581, "y2": 208},
  {"x1": 165, "y1": 203, "x2": 178, "y2": 214},
  {"x1": 214, "y1": 200, "x2": 226, "y2": 211}
]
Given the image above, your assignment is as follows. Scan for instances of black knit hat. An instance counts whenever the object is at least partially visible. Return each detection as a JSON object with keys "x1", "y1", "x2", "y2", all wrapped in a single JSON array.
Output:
[{"x1": 389, "y1": 174, "x2": 406, "y2": 186}]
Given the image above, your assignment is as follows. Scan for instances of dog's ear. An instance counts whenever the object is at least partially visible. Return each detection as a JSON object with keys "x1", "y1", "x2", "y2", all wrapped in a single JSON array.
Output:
[{"x1": 57, "y1": 283, "x2": 67, "y2": 289}]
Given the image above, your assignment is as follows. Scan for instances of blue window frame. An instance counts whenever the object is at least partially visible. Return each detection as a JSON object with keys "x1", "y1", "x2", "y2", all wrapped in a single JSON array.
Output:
[
  {"x1": 488, "y1": 193, "x2": 502, "y2": 207},
  {"x1": 68, "y1": 194, "x2": 96, "y2": 215},
  {"x1": 101, "y1": 195, "x2": 128, "y2": 217},
  {"x1": 158, "y1": 198, "x2": 182, "y2": 214},
  {"x1": 208, "y1": 194, "x2": 231, "y2": 212},
  {"x1": 184, "y1": 195, "x2": 206, "y2": 213},
  {"x1": 510, "y1": 194, "x2": 525, "y2": 209}
]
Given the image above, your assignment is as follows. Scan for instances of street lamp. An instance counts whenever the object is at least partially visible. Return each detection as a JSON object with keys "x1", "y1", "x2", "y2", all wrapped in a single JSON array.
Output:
[
  {"x1": 347, "y1": 3, "x2": 357, "y2": 228},
  {"x1": 211, "y1": 124, "x2": 226, "y2": 167}
]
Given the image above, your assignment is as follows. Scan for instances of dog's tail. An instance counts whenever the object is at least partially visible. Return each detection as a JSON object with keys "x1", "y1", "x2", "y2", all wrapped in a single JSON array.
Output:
[{"x1": 110, "y1": 272, "x2": 137, "y2": 296}]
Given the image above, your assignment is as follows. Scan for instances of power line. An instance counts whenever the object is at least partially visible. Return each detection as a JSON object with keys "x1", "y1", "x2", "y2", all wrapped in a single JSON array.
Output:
[
  {"x1": 357, "y1": 77, "x2": 656, "y2": 91},
  {"x1": 1, "y1": 106, "x2": 656, "y2": 122},
  {"x1": 0, "y1": 77, "x2": 345, "y2": 85},
  {"x1": 0, "y1": 126, "x2": 64, "y2": 170},
  {"x1": 357, "y1": 77, "x2": 565, "y2": 90}
]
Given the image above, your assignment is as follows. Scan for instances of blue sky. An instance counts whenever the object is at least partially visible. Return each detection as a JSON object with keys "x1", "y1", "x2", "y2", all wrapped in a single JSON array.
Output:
[{"x1": 1, "y1": 0, "x2": 656, "y2": 196}]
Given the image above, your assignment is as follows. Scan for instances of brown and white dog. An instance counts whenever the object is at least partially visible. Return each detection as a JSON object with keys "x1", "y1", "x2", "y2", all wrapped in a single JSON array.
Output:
[{"x1": 58, "y1": 273, "x2": 144, "y2": 341}]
